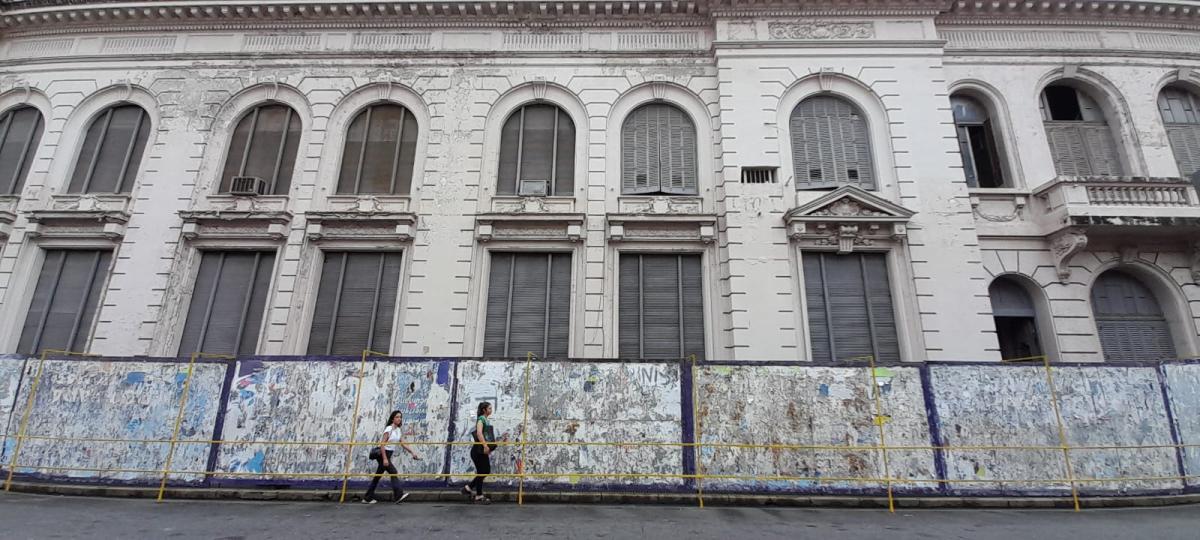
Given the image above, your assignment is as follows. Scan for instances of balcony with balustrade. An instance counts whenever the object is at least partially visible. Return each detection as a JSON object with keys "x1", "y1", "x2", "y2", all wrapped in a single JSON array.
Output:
[{"x1": 1032, "y1": 176, "x2": 1200, "y2": 235}]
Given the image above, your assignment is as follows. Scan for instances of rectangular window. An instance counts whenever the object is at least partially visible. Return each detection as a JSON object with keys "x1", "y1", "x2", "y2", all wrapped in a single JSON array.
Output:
[
  {"x1": 483, "y1": 252, "x2": 572, "y2": 358},
  {"x1": 618, "y1": 253, "x2": 705, "y2": 359},
  {"x1": 307, "y1": 251, "x2": 402, "y2": 355},
  {"x1": 802, "y1": 252, "x2": 900, "y2": 362},
  {"x1": 178, "y1": 251, "x2": 275, "y2": 356},
  {"x1": 18, "y1": 250, "x2": 112, "y2": 355}
]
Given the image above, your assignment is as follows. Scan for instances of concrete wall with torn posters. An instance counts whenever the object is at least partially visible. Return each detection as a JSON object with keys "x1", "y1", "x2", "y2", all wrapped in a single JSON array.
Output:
[
  {"x1": 4, "y1": 357, "x2": 225, "y2": 483},
  {"x1": 450, "y1": 360, "x2": 683, "y2": 488},
  {"x1": 213, "y1": 358, "x2": 452, "y2": 486},
  {"x1": 929, "y1": 365, "x2": 1180, "y2": 494},
  {"x1": 695, "y1": 365, "x2": 937, "y2": 493},
  {"x1": 0, "y1": 355, "x2": 26, "y2": 464},
  {"x1": 1162, "y1": 363, "x2": 1200, "y2": 489}
]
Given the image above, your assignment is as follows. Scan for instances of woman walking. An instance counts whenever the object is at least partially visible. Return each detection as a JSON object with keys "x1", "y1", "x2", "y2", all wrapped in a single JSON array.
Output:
[
  {"x1": 461, "y1": 401, "x2": 496, "y2": 504},
  {"x1": 364, "y1": 410, "x2": 421, "y2": 504}
]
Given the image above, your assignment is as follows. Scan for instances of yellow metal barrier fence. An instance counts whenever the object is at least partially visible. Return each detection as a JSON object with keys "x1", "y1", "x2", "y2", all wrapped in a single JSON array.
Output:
[{"x1": 2, "y1": 351, "x2": 1197, "y2": 512}]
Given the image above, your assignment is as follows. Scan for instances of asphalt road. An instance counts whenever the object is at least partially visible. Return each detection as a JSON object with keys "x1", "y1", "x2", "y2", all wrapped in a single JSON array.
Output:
[{"x1": 1, "y1": 492, "x2": 1197, "y2": 540}]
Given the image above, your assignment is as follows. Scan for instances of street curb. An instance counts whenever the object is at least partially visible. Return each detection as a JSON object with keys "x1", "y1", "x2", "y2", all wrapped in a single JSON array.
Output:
[{"x1": 7, "y1": 482, "x2": 1200, "y2": 509}]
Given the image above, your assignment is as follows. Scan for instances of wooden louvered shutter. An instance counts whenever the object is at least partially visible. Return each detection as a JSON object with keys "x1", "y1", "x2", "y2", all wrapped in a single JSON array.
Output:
[
  {"x1": 791, "y1": 96, "x2": 874, "y2": 190},
  {"x1": 1091, "y1": 271, "x2": 1176, "y2": 362},
  {"x1": 662, "y1": 106, "x2": 698, "y2": 195},
  {"x1": 483, "y1": 253, "x2": 571, "y2": 358},
  {"x1": 18, "y1": 250, "x2": 111, "y2": 355},
  {"x1": 307, "y1": 252, "x2": 402, "y2": 355},
  {"x1": 622, "y1": 107, "x2": 654, "y2": 194},
  {"x1": 178, "y1": 252, "x2": 275, "y2": 356},
  {"x1": 0, "y1": 106, "x2": 44, "y2": 195},
  {"x1": 1080, "y1": 123, "x2": 1121, "y2": 176},
  {"x1": 803, "y1": 252, "x2": 899, "y2": 362},
  {"x1": 618, "y1": 254, "x2": 705, "y2": 359},
  {"x1": 554, "y1": 107, "x2": 576, "y2": 196},
  {"x1": 68, "y1": 105, "x2": 149, "y2": 194},
  {"x1": 622, "y1": 104, "x2": 697, "y2": 195},
  {"x1": 220, "y1": 104, "x2": 301, "y2": 195},
  {"x1": 956, "y1": 125, "x2": 979, "y2": 188},
  {"x1": 1044, "y1": 123, "x2": 1091, "y2": 176},
  {"x1": 1166, "y1": 125, "x2": 1200, "y2": 183}
]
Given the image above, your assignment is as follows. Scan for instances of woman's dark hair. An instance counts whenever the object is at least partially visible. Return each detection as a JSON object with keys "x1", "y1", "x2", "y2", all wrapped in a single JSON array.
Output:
[
  {"x1": 476, "y1": 402, "x2": 491, "y2": 416},
  {"x1": 385, "y1": 410, "x2": 403, "y2": 427}
]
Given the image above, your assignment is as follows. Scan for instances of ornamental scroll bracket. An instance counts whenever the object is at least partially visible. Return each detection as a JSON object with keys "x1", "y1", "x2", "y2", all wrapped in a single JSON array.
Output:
[{"x1": 1049, "y1": 227, "x2": 1088, "y2": 283}]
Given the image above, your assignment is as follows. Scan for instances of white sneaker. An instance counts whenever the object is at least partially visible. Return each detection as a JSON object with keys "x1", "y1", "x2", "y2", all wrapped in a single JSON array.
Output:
[
  {"x1": 396, "y1": 492, "x2": 411, "y2": 503},
  {"x1": 363, "y1": 498, "x2": 377, "y2": 504}
]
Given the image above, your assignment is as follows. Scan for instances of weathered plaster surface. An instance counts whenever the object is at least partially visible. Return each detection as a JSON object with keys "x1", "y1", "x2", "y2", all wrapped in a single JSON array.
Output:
[
  {"x1": 0, "y1": 355, "x2": 25, "y2": 465},
  {"x1": 214, "y1": 358, "x2": 452, "y2": 485},
  {"x1": 696, "y1": 365, "x2": 936, "y2": 492},
  {"x1": 1163, "y1": 363, "x2": 1200, "y2": 488},
  {"x1": 6, "y1": 358, "x2": 224, "y2": 482},
  {"x1": 931, "y1": 365, "x2": 1179, "y2": 494},
  {"x1": 451, "y1": 361, "x2": 682, "y2": 487}
]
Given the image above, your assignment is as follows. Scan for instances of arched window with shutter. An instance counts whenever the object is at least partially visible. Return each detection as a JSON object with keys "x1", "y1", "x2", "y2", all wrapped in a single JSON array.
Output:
[
  {"x1": 951, "y1": 94, "x2": 1006, "y2": 188},
  {"x1": 1040, "y1": 83, "x2": 1122, "y2": 177},
  {"x1": 0, "y1": 105, "x2": 44, "y2": 196},
  {"x1": 1091, "y1": 270, "x2": 1176, "y2": 362},
  {"x1": 988, "y1": 277, "x2": 1043, "y2": 359},
  {"x1": 337, "y1": 103, "x2": 419, "y2": 195},
  {"x1": 68, "y1": 104, "x2": 150, "y2": 194},
  {"x1": 219, "y1": 102, "x2": 301, "y2": 195},
  {"x1": 497, "y1": 103, "x2": 575, "y2": 197},
  {"x1": 621, "y1": 103, "x2": 698, "y2": 195},
  {"x1": 790, "y1": 95, "x2": 875, "y2": 190},
  {"x1": 1158, "y1": 84, "x2": 1200, "y2": 188}
]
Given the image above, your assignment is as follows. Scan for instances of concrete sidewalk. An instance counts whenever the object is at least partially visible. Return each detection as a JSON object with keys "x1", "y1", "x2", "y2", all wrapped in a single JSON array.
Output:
[{"x1": 2, "y1": 491, "x2": 1198, "y2": 540}]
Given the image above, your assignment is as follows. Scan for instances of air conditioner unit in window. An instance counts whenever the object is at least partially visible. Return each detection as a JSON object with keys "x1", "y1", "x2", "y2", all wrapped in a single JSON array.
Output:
[
  {"x1": 518, "y1": 179, "x2": 549, "y2": 197},
  {"x1": 229, "y1": 176, "x2": 267, "y2": 196}
]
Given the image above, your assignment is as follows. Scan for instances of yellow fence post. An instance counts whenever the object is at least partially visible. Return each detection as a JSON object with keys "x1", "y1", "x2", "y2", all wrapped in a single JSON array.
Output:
[
  {"x1": 1040, "y1": 355, "x2": 1081, "y2": 512},
  {"x1": 518, "y1": 352, "x2": 534, "y2": 505},
  {"x1": 690, "y1": 354, "x2": 704, "y2": 508},
  {"x1": 863, "y1": 355, "x2": 895, "y2": 514},
  {"x1": 157, "y1": 352, "x2": 233, "y2": 502},
  {"x1": 338, "y1": 350, "x2": 373, "y2": 503}
]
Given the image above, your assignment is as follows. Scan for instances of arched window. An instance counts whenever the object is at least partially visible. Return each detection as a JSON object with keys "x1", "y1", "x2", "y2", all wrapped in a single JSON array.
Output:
[
  {"x1": 0, "y1": 105, "x2": 44, "y2": 196},
  {"x1": 219, "y1": 103, "x2": 301, "y2": 195},
  {"x1": 791, "y1": 95, "x2": 874, "y2": 190},
  {"x1": 1040, "y1": 83, "x2": 1121, "y2": 177},
  {"x1": 337, "y1": 103, "x2": 418, "y2": 195},
  {"x1": 951, "y1": 94, "x2": 1006, "y2": 188},
  {"x1": 989, "y1": 277, "x2": 1043, "y2": 359},
  {"x1": 1091, "y1": 270, "x2": 1176, "y2": 362},
  {"x1": 621, "y1": 103, "x2": 697, "y2": 195},
  {"x1": 1158, "y1": 84, "x2": 1200, "y2": 188},
  {"x1": 497, "y1": 104, "x2": 574, "y2": 197},
  {"x1": 68, "y1": 104, "x2": 150, "y2": 194}
]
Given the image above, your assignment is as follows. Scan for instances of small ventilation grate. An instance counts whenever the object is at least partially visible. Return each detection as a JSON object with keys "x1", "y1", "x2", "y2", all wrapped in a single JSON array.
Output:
[{"x1": 741, "y1": 167, "x2": 778, "y2": 184}]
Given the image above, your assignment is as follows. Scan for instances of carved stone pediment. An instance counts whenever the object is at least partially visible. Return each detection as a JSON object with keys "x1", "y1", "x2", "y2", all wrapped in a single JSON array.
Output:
[
  {"x1": 783, "y1": 186, "x2": 914, "y2": 253},
  {"x1": 305, "y1": 211, "x2": 416, "y2": 242},
  {"x1": 475, "y1": 213, "x2": 584, "y2": 243},
  {"x1": 606, "y1": 213, "x2": 717, "y2": 244},
  {"x1": 26, "y1": 209, "x2": 130, "y2": 241},
  {"x1": 178, "y1": 209, "x2": 292, "y2": 242}
]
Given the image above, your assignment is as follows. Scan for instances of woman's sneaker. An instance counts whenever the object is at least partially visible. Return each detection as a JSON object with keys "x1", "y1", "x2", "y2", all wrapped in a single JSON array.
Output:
[
  {"x1": 395, "y1": 493, "x2": 410, "y2": 504},
  {"x1": 362, "y1": 498, "x2": 377, "y2": 504},
  {"x1": 473, "y1": 496, "x2": 491, "y2": 505},
  {"x1": 461, "y1": 485, "x2": 473, "y2": 498}
]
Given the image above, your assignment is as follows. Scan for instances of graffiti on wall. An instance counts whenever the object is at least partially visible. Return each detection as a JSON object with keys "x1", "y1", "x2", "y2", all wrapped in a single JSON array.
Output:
[
  {"x1": 696, "y1": 365, "x2": 936, "y2": 492},
  {"x1": 214, "y1": 358, "x2": 452, "y2": 485},
  {"x1": 5, "y1": 358, "x2": 225, "y2": 482},
  {"x1": 930, "y1": 365, "x2": 1180, "y2": 493},
  {"x1": 0, "y1": 355, "x2": 27, "y2": 465}
]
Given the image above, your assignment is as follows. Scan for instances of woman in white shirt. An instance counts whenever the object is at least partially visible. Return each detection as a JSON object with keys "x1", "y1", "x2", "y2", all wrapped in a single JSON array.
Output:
[{"x1": 364, "y1": 410, "x2": 421, "y2": 504}]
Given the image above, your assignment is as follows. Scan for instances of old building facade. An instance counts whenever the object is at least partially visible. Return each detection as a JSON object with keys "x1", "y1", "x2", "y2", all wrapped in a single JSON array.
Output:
[{"x1": 0, "y1": 0, "x2": 1198, "y2": 363}]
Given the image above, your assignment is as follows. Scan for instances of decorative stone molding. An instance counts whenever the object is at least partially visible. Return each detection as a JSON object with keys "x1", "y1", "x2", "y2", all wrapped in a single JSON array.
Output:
[
  {"x1": 767, "y1": 21, "x2": 874, "y2": 40},
  {"x1": 490, "y1": 196, "x2": 576, "y2": 215},
  {"x1": 1049, "y1": 227, "x2": 1089, "y2": 283},
  {"x1": 178, "y1": 210, "x2": 292, "y2": 242},
  {"x1": 970, "y1": 194, "x2": 1026, "y2": 223},
  {"x1": 26, "y1": 209, "x2": 130, "y2": 241},
  {"x1": 475, "y1": 213, "x2": 584, "y2": 243},
  {"x1": 198, "y1": 194, "x2": 291, "y2": 215},
  {"x1": 0, "y1": 195, "x2": 18, "y2": 241},
  {"x1": 1118, "y1": 245, "x2": 1140, "y2": 264},
  {"x1": 783, "y1": 186, "x2": 914, "y2": 254},
  {"x1": 606, "y1": 214, "x2": 717, "y2": 243},
  {"x1": 304, "y1": 211, "x2": 416, "y2": 243},
  {"x1": 324, "y1": 194, "x2": 411, "y2": 215},
  {"x1": 617, "y1": 195, "x2": 703, "y2": 215}
]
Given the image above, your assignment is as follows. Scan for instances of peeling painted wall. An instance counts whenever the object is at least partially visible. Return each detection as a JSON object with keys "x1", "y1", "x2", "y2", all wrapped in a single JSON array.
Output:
[
  {"x1": 0, "y1": 355, "x2": 26, "y2": 466},
  {"x1": 696, "y1": 365, "x2": 936, "y2": 492},
  {"x1": 214, "y1": 358, "x2": 452, "y2": 486},
  {"x1": 930, "y1": 365, "x2": 1180, "y2": 494},
  {"x1": 5, "y1": 358, "x2": 225, "y2": 483},
  {"x1": 1163, "y1": 364, "x2": 1200, "y2": 488},
  {"x1": 451, "y1": 361, "x2": 683, "y2": 487}
]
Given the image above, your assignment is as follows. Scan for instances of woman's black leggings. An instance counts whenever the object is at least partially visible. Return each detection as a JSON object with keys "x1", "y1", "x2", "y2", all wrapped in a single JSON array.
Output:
[
  {"x1": 365, "y1": 450, "x2": 403, "y2": 500},
  {"x1": 469, "y1": 449, "x2": 491, "y2": 496}
]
